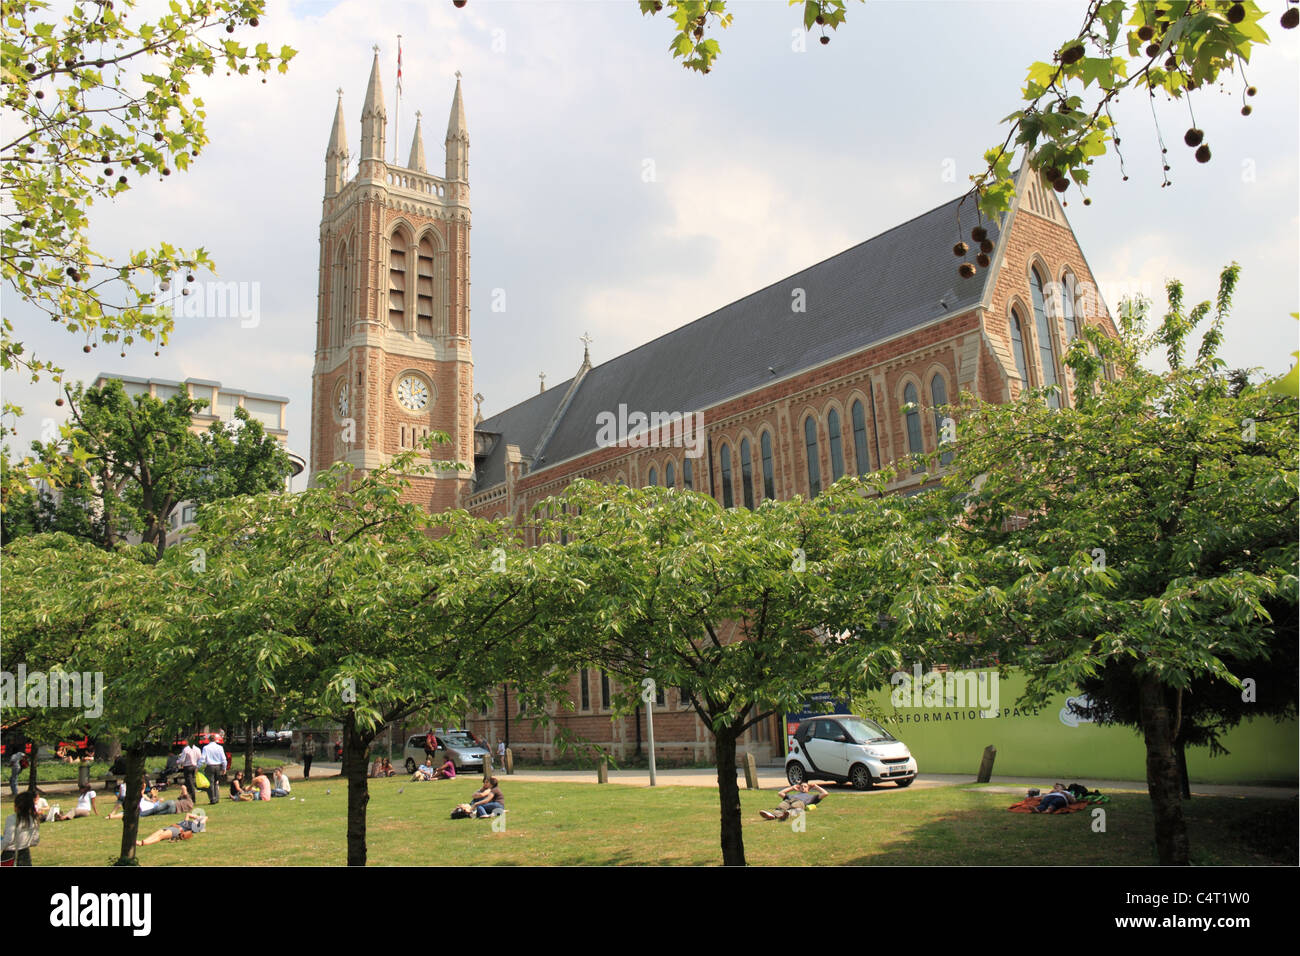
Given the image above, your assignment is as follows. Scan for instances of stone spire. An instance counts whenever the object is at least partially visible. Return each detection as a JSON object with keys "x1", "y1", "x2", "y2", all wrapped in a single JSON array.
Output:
[
  {"x1": 359, "y1": 46, "x2": 387, "y2": 162},
  {"x1": 445, "y1": 71, "x2": 468, "y2": 182},
  {"x1": 407, "y1": 110, "x2": 426, "y2": 172},
  {"x1": 325, "y1": 88, "x2": 349, "y2": 196}
]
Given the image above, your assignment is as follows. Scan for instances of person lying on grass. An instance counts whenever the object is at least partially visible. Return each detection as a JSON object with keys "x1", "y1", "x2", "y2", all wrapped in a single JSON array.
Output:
[
  {"x1": 759, "y1": 782, "x2": 828, "y2": 820},
  {"x1": 107, "y1": 783, "x2": 177, "y2": 820},
  {"x1": 137, "y1": 811, "x2": 207, "y2": 846},
  {"x1": 1034, "y1": 783, "x2": 1078, "y2": 813}
]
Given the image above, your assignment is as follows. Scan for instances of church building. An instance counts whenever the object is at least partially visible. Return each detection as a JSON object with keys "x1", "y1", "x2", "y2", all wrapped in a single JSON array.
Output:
[{"x1": 311, "y1": 55, "x2": 1119, "y2": 765}]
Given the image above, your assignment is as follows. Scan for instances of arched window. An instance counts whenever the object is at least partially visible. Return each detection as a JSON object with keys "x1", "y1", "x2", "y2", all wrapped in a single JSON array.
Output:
[
  {"x1": 388, "y1": 231, "x2": 408, "y2": 331},
  {"x1": 851, "y1": 399, "x2": 871, "y2": 476},
  {"x1": 647, "y1": 466, "x2": 657, "y2": 487},
  {"x1": 804, "y1": 417, "x2": 821, "y2": 497},
  {"x1": 903, "y1": 382, "x2": 923, "y2": 457},
  {"x1": 739, "y1": 438, "x2": 755, "y2": 509},
  {"x1": 331, "y1": 241, "x2": 347, "y2": 349},
  {"x1": 760, "y1": 431, "x2": 775, "y2": 500},
  {"x1": 664, "y1": 459, "x2": 675, "y2": 489},
  {"x1": 1010, "y1": 307, "x2": 1031, "y2": 387},
  {"x1": 719, "y1": 443, "x2": 734, "y2": 508},
  {"x1": 827, "y1": 408, "x2": 846, "y2": 482},
  {"x1": 1031, "y1": 267, "x2": 1061, "y2": 409},
  {"x1": 931, "y1": 375, "x2": 953, "y2": 467},
  {"x1": 416, "y1": 235, "x2": 436, "y2": 336},
  {"x1": 683, "y1": 457, "x2": 693, "y2": 490}
]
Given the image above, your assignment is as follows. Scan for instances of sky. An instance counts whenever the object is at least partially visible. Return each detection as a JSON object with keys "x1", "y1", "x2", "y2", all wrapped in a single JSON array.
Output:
[{"x1": 5, "y1": 0, "x2": 1298, "y2": 485}]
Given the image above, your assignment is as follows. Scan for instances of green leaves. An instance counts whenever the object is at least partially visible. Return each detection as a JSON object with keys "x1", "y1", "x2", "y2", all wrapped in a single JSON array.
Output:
[{"x1": 1, "y1": 0, "x2": 296, "y2": 433}]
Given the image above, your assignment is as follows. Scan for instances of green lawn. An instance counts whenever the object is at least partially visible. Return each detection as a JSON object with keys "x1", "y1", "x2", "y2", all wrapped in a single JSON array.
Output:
[{"x1": 10, "y1": 778, "x2": 1295, "y2": 866}]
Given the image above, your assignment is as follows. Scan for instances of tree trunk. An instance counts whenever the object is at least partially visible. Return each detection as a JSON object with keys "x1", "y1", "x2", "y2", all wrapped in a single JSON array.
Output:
[
  {"x1": 1175, "y1": 737, "x2": 1191, "y2": 800},
  {"x1": 116, "y1": 744, "x2": 148, "y2": 865},
  {"x1": 243, "y1": 718, "x2": 255, "y2": 779},
  {"x1": 342, "y1": 714, "x2": 371, "y2": 867},
  {"x1": 1139, "y1": 675, "x2": 1189, "y2": 865},
  {"x1": 714, "y1": 728, "x2": 746, "y2": 867},
  {"x1": 25, "y1": 748, "x2": 38, "y2": 792}
]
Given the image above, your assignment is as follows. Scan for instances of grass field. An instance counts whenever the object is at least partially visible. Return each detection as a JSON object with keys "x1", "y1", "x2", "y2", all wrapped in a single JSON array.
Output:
[{"x1": 10, "y1": 778, "x2": 1295, "y2": 866}]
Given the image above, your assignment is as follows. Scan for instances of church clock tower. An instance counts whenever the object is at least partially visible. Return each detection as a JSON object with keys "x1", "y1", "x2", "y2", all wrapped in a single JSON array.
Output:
[{"x1": 310, "y1": 51, "x2": 473, "y2": 511}]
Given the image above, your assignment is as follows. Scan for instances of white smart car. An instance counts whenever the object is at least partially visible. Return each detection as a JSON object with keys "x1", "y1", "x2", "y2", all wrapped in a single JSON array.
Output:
[{"x1": 785, "y1": 714, "x2": 917, "y2": 790}]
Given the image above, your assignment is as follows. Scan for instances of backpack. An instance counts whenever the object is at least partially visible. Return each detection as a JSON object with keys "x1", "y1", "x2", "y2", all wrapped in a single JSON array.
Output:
[{"x1": 1067, "y1": 783, "x2": 1090, "y2": 799}]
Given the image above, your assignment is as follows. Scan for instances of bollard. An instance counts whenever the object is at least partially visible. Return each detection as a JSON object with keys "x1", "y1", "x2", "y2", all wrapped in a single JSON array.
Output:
[
  {"x1": 482, "y1": 752, "x2": 493, "y2": 785},
  {"x1": 505, "y1": 748, "x2": 514, "y2": 776},
  {"x1": 743, "y1": 752, "x2": 759, "y2": 790},
  {"x1": 976, "y1": 745, "x2": 997, "y2": 783},
  {"x1": 597, "y1": 757, "x2": 608, "y2": 784}
]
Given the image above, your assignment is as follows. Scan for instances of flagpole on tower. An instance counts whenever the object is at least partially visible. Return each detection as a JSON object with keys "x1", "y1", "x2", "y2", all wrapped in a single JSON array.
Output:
[{"x1": 394, "y1": 35, "x2": 403, "y2": 165}]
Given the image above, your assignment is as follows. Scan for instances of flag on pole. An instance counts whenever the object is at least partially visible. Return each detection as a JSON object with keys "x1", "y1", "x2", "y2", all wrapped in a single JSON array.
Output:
[{"x1": 396, "y1": 37, "x2": 403, "y2": 95}]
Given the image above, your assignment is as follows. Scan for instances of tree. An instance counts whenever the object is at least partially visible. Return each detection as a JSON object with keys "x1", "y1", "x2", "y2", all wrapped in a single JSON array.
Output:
[
  {"x1": 627, "y1": 2, "x2": 1294, "y2": 287},
  {"x1": 933, "y1": 264, "x2": 1298, "y2": 864},
  {"x1": 545, "y1": 478, "x2": 951, "y2": 866},
  {"x1": 3, "y1": 377, "x2": 293, "y2": 559},
  {"x1": 1, "y1": 533, "x2": 201, "y2": 863},
  {"x1": 185, "y1": 451, "x2": 565, "y2": 865},
  {"x1": 2, "y1": 0, "x2": 296, "y2": 483}
]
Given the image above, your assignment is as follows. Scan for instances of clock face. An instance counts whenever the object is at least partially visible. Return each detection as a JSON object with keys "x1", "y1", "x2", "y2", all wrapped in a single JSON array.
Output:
[
  {"x1": 396, "y1": 375, "x2": 430, "y2": 411},
  {"x1": 335, "y1": 384, "x2": 350, "y2": 419}
]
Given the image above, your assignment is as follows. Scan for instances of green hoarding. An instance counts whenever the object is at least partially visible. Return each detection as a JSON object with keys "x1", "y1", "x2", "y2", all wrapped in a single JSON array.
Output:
[{"x1": 857, "y1": 668, "x2": 1297, "y2": 785}]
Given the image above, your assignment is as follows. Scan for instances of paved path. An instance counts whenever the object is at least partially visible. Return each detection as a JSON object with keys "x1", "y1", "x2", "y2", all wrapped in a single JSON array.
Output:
[
  {"x1": 478, "y1": 767, "x2": 1297, "y2": 799},
  {"x1": 22, "y1": 764, "x2": 1294, "y2": 801}
]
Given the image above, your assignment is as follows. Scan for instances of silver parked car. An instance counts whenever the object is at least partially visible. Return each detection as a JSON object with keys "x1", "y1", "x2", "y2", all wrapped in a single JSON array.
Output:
[
  {"x1": 785, "y1": 714, "x2": 917, "y2": 790},
  {"x1": 402, "y1": 730, "x2": 490, "y2": 774}
]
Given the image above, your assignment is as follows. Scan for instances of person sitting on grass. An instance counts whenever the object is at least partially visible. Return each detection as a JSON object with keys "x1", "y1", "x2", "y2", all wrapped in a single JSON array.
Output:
[
  {"x1": 412, "y1": 758, "x2": 436, "y2": 782},
  {"x1": 471, "y1": 777, "x2": 504, "y2": 817},
  {"x1": 1034, "y1": 783, "x2": 1078, "y2": 813},
  {"x1": 369, "y1": 757, "x2": 384, "y2": 778},
  {"x1": 228, "y1": 770, "x2": 253, "y2": 802},
  {"x1": 175, "y1": 784, "x2": 195, "y2": 814},
  {"x1": 137, "y1": 811, "x2": 207, "y2": 846},
  {"x1": 380, "y1": 758, "x2": 396, "y2": 777},
  {"x1": 250, "y1": 768, "x2": 272, "y2": 801},
  {"x1": 271, "y1": 767, "x2": 291, "y2": 797},
  {"x1": 57, "y1": 783, "x2": 98, "y2": 819},
  {"x1": 759, "y1": 782, "x2": 828, "y2": 820},
  {"x1": 434, "y1": 758, "x2": 456, "y2": 780}
]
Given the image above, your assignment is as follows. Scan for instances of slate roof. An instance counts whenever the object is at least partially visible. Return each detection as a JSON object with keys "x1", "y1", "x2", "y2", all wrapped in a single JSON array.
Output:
[{"x1": 474, "y1": 190, "x2": 999, "y2": 492}]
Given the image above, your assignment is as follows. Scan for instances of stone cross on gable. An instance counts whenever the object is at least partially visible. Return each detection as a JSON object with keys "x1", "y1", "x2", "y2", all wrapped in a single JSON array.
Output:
[{"x1": 539, "y1": 372, "x2": 546, "y2": 393}]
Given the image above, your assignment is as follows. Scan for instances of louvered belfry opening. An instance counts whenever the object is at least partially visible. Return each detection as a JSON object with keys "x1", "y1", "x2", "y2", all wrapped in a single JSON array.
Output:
[{"x1": 389, "y1": 231, "x2": 408, "y2": 330}]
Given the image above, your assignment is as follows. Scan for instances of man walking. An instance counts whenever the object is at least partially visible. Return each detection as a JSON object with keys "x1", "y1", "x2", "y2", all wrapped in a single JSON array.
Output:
[
  {"x1": 200, "y1": 735, "x2": 227, "y2": 805},
  {"x1": 179, "y1": 738, "x2": 202, "y2": 805},
  {"x1": 301, "y1": 733, "x2": 316, "y2": 779}
]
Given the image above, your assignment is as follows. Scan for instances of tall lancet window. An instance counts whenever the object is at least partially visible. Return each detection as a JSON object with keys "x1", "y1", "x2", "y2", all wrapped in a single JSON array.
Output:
[
  {"x1": 416, "y1": 236, "x2": 435, "y2": 336},
  {"x1": 331, "y1": 241, "x2": 347, "y2": 349},
  {"x1": 389, "y1": 231, "x2": 408, "y2": 331}
]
